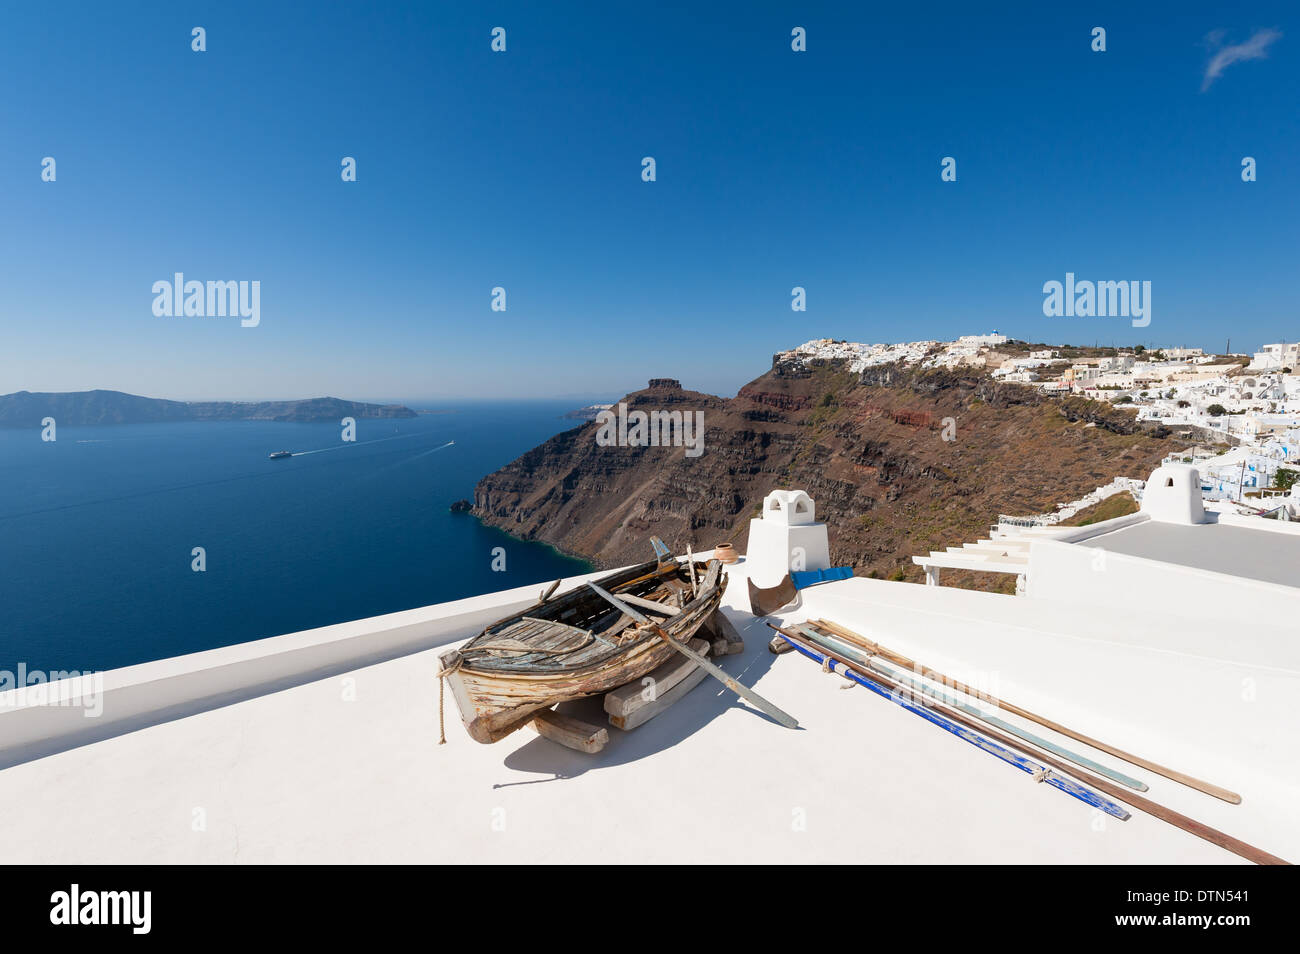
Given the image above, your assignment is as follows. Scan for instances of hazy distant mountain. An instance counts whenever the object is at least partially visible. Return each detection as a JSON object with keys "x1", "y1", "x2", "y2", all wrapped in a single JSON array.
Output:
[{"x1": 0, "y1": 390, "x2": 417, "y2": 427}]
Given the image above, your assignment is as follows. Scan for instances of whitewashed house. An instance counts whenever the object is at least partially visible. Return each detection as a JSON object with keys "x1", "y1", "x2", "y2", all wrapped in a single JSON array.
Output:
[{"x1": 1249, "y1": 342, "x2": 1299, "y2": 371}]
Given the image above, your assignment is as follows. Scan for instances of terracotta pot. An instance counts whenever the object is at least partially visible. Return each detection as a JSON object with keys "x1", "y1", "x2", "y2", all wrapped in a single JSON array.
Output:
[{"x1": 713, "y1": 543, "x2": 739, "y2": 564}]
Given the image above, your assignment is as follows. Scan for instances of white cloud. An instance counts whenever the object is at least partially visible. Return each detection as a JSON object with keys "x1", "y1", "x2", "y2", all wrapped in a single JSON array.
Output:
[{"x1": 1201, "y1": 28, "x2": 1282, "y2": 91}]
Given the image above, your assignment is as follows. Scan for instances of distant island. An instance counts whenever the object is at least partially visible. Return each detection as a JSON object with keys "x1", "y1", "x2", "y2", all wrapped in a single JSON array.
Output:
[{"x1": 0, "y1": 390, "x2": 417, "y2": 427}]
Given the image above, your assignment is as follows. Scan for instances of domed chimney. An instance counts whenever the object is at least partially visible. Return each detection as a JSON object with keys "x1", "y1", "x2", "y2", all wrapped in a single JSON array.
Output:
[{"x1": 1141, "y1": 464, "x2": 1207, "y2": 525}]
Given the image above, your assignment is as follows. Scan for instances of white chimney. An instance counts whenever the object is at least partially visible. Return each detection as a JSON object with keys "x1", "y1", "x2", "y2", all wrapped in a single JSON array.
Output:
[
  {"x1": 745, "y1": 490, "x2": 831, "y2": 588},
  {"x1": 1141, "y1": 464, "x2": 1207, "y2": 525}
]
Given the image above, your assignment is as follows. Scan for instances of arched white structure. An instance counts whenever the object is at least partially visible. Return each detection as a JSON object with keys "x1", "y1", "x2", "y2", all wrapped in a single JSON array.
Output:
[
  {"x1": 761, "y1": 489, "x2": 816, "y2": 525},
  {"x1": 1141, "y1": 463, "x2": 1207, "y2": 525}
]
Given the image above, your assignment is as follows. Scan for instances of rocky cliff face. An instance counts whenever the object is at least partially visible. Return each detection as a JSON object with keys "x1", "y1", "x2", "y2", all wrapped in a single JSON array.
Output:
[{"x1": 472, "y1": 361, "x2": 1189, "y2": 588}]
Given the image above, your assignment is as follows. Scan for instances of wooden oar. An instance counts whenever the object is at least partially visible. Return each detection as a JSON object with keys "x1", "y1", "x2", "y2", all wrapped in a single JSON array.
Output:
[
  {"x1": 814, "y1": 618, "x2": 1243, "y2": 805},
  {"x1": 587, "y1": 583, "x2": 798, "y2": 729},
  {"x1": 791, "y1": 623, "x2": 1148, "y2": 792},
  {"x1": 774, "y1": 624, "x2": 1288, "y2": 866},
  {"x1": 771, "y1": 626, "x2": 1130, "y2": 820}
]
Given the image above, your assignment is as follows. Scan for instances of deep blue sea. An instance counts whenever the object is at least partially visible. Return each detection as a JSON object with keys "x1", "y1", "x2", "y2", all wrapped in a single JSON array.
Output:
[{"x1": 0, "y1": 402, "x2": 592, "y2": 673}]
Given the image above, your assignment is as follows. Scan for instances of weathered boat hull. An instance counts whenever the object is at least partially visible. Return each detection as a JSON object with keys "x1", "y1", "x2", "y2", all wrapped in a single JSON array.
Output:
[{"x1": 442, "y1": 563, "x2": 725, "y2": 743}]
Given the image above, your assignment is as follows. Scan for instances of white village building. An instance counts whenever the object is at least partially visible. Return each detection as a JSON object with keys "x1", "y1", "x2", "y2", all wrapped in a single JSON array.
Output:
[
  {"x1": 1248, "y1": 342, "x2": 1299, "y2": 372},
  {"x1": 956, "y1": 332, "x2": 1008, "y2": 347}
]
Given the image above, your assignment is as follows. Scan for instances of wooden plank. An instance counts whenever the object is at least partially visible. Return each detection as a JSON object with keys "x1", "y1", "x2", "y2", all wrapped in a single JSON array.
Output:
[
  {"x1": 604, "y1": 637, "x2": 711, "y2": 718},
  {"x1": 776, "y1": 623, "x2": 1288, "y2": 866},
  {"x1": 770, "y1": 626, "x2": 1131, "y2": 821},
  {"x1": 609, "y1": 661, "x2": 711, "y2": 731},
  {"x1": 793, "y1": 624, "x2": 1148, "y2": 791},
  {"x1": 699, "y1": 559, "x2": 721, "y2": 592},
  {"x1": 614, "y1": 592, "x2": 681, "y2": 616},
  {"x1": 529, "y1": 709, "x2": 609, "y2": 754},
  {"x1": 814, "y1": 617, "x2": 1244, "y2": 805}
]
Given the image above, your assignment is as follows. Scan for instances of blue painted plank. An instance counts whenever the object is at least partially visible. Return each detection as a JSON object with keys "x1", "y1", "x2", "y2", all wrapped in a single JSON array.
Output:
[
  {"x1": 790, "y1": 566, "x2": 854, "y2": 590},
  {"x1": 795, "y1": 624, "x2": 1149, "y2": 792},
  {"x1": 778, "y1": 633, "x2": 1131, "y2": 820}
]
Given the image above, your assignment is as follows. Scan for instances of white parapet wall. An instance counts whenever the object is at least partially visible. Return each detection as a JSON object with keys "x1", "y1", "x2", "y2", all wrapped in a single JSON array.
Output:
[{"x1": 0, "y1": 565, "x2": 627, "y2": 769}]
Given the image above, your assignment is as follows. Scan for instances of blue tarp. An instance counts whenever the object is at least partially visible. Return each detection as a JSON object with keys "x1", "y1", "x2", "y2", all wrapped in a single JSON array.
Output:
[{"x1": 790, "y1": 566, "x2": 854, "y2": 590}]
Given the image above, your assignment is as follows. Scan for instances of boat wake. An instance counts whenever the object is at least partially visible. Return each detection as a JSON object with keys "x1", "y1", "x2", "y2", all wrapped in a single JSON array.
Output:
[
  {"x1": 291, "y1": 431, "x2": 433, "y2": 456},
  {"x1": 405, "y1": 440, "x2": 455, "y2": 462}
]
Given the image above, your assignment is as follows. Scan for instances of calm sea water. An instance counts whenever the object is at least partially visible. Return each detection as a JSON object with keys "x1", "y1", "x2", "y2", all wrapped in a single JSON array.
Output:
[{"x1": 0, "y1": 402, "x2": 592, "y2": 673}]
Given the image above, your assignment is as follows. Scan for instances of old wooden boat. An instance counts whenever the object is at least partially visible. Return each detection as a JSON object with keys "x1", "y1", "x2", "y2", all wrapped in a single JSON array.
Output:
[{"x1": 439, "y1": 549, "x2": 727, "y2": 743}]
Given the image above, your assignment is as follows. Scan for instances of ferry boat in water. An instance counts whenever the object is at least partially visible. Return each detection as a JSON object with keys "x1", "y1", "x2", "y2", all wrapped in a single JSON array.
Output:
[{"x1": 268, "y1": 450, "x2": 292, "y2": 460}]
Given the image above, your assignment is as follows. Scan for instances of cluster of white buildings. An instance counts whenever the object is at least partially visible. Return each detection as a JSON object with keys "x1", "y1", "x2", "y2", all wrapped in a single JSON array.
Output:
[
  {"x1": 784, "y1": 337, "x2": 939, "y2": 373},
  {"x1": 778, "y1": 334, "x2": 1300, "y2": 511},
  {"x1": 1174, "y1": 444, "x2": 1296, "y2": 505},
  {"x1": 782, "y1": 333, "x2": 1010, "y2": 374},
  {"x1": 975, "y1": 338, "x2": 1300, "y2": 507},
  {"x1": 1041, "y1": 343, "x2": 1300, "y2": 504}
]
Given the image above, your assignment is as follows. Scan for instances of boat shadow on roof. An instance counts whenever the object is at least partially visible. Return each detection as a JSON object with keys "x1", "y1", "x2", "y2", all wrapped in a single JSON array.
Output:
[{"x1": 494, "y1": 614, "x2": 789, "y2": 787}]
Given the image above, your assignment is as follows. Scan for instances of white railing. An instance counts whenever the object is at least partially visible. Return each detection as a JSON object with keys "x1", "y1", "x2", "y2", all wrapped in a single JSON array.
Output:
[
  {"x1": 0, "y1": 565, "x2": 627, "y2": 770},
  {"x1": 998, "y1": 476, "x2": 1145, "y2": 530}
]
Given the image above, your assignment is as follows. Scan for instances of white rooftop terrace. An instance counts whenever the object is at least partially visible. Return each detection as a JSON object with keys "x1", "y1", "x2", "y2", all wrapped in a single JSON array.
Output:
[
  {"x1": 1, "y1": 500, "x2": 1296, "y2": 863},
  {"x1": 1085, "y1": 520, "x2": 1300, "y2": 587}
]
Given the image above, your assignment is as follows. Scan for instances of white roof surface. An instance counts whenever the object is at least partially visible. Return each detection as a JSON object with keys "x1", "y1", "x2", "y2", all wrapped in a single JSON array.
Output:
[
  {"x1": 0, "y1": 556, "x2": 1293, "y2": 864},
  {"x1": 1086, "y1": 520, "x2": 1300, "y2": 588}
]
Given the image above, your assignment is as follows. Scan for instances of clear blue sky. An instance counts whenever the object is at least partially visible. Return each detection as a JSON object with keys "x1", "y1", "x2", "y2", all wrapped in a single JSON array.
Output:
[{"x1": 2, "y1": 2, "x2": 1295, "y2": 402}]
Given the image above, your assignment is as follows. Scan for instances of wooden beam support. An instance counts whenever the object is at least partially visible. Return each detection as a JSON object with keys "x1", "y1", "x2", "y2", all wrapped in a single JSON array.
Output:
[
  {"x1": 605, "y1": 637, "x2": 711, "y2": 720},
  {"x1": 609, "y1": 662, "x2": 711, "y2": 731},
  {"x1": 704, "y1": 610, "x2": 745, "y2": 655},
  {"x1": 529, "y1": 709, "x2": 609, "y2": 754}
]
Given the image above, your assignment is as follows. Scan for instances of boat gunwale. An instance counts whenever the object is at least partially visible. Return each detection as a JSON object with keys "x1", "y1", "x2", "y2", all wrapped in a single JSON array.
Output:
[{"x1": 456, "y1": 560, "x2": 725, "y2": 677}]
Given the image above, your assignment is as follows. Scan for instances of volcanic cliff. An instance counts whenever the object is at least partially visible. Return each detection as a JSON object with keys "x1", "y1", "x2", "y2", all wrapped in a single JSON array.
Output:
[{"x1": 472, "y1": 357, "x2": 1196, "y2": 589}]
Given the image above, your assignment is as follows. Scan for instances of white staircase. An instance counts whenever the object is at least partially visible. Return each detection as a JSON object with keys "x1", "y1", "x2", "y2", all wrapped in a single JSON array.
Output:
[{"x1": 910, "y1": 522, "x2": 1075, "y2": 591}]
